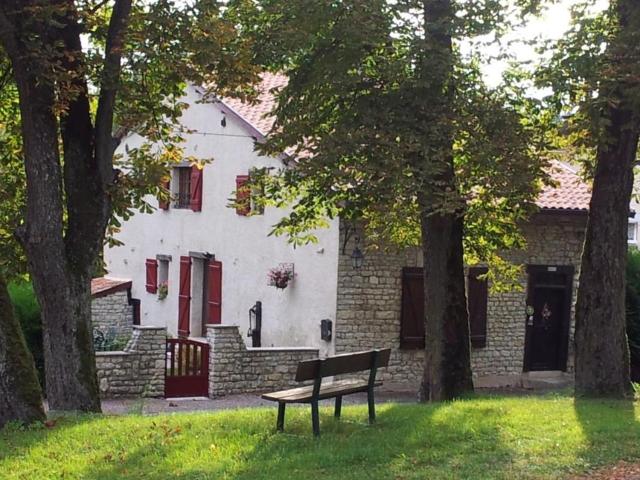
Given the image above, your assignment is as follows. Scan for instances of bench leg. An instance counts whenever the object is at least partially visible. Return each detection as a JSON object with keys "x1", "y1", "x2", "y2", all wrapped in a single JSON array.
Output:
[
  {"x1": 277, "y1": 402, "x2": 286, "y2": 432},
  {"x1": 311, "y1": 400, "x2": 320, "y2": 436},
  {"x1": 367, "y1": 390, "x2": 375, "y2": 424},
  {"x1": 334, "y1": 395, "x2": 342, "y2": 418}
]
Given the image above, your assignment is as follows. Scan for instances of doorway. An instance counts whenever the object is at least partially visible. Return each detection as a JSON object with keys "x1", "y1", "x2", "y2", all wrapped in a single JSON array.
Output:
[{"x1": 523, "y1": 265, "x2": 574, "y2": 372}]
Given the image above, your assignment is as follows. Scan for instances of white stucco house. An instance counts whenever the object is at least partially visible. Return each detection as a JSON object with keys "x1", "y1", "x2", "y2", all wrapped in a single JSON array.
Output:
[
  {"x1": 104, "y1": 74, "x2": 339, "y2": 356},
  {"x1": 99, "y1": 73, "x2": 594, "y2": 390}
]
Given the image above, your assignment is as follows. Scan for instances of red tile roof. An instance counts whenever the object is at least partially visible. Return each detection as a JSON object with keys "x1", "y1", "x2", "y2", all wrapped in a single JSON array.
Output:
[
  {"x1": 537, "y1": 161, "x2": 591, "y2": 213},
  {"x1": 221, "y1": 72, "x2": 288, "y2": 136},
  {"x1": 91, "y1": 277, "x2": 132, "y2": 298},
  {"x1": 221, "y1": 76, "x2": 591, "y2": 213}
]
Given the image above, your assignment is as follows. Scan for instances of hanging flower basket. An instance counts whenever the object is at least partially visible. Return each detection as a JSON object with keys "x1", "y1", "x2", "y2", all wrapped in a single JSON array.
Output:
[{"x1": 268, "y1": 264, "x2": 295, "y2": 289}]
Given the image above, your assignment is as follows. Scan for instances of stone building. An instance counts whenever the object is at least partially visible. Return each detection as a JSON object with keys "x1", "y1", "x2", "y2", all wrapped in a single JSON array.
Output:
[
  {"x1": 336, "y1": 163, "x2": 590, "y2": 389},
  {"x1": 91, "y1": 277, "x2": 138, "y2": 342}
]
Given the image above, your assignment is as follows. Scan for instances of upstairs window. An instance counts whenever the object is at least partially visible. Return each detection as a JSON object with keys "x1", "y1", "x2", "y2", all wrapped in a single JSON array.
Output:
[
  {"x1": 173, "y1": 167, "x2": 192, "y2": 209},
  {"x1": 235, "y1": 168, "x2": 266, "y2": 216},
  {"x1": 629, "y1": 222, "x2": 637, "y2": 243},
  {"x1": 172, "y1": 165, "x2": 203, "y2": 211}
]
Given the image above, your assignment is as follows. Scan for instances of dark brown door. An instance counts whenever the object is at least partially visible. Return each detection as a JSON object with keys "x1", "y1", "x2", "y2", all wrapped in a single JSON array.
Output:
[{"x1": 524, "y1": 266, "x2": 573, "y2": 372}]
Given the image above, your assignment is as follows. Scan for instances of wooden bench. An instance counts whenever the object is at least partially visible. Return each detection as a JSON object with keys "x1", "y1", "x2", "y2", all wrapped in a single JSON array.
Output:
[{"x1": 261, "y1": 348, "x2": 391, "y2": 436}]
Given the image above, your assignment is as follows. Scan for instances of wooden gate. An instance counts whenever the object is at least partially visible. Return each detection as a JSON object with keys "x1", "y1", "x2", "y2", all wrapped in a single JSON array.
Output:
[{"x1": 165, "y1": 338, "x2": 209, "y2": 398}]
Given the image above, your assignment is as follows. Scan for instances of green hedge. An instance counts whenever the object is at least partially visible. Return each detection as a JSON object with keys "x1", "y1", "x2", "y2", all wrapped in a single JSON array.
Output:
[
  {"x1": 627, "y1": 249, "x2": 640, "y2": 380},
  {"x1": 7, "y1": 281, "x2": 44, "y2": 389}
]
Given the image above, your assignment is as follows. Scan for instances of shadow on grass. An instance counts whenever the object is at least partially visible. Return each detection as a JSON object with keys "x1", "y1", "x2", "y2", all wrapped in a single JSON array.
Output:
[
  {"x1": 12, "y1": 401, "x2": 511, "y2": 480},
  {"x1": 11, "y1": 395, "x2": 633, "y2": 480},
  {"x1": 67, "y1": 400, "x2": 516, "y2": 480},
  {"x1": 574, "y1": 395, "x2": 640, "y2": 471}
]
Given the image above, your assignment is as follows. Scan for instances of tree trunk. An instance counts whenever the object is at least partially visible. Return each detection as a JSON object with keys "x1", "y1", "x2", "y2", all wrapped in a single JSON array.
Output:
[
  {"x1": 420, "y1": 211, "x2": 474, "y2": 401},
  {"x1": 417, "y1": 0, "x2": 474, "y2": 401},
  {"x1": 574, "y1": 0, "x2": 640, "y2": 397},
  {"x1": 0, "y1": 274, "x2": 45, "y2": 428},
  {"x1": 0, "y1": 1, "x2": 103, "y2": 412}
]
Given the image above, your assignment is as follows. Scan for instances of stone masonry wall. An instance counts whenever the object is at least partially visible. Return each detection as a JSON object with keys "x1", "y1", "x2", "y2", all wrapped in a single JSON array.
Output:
[
  {"x1": 207, "y1": 325, "x2": 319, "y2": 397},
  {"x1": 335, "y1": 214, "x2": 586, "y2": 391},
  {"x1": 91, "y1": 290, "x2": 134, "y2": 341},
  {"x1": 95, "y1": 326, "x2": 166, "y2": 397},
  {"x1": 473, "y1": 215, "x2": 585, "y2": 385}
]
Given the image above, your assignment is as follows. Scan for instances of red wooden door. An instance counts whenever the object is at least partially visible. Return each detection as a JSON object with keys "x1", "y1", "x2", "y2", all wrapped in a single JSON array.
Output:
[
  {"x1": 165, "y1": 338, "x2": 209, "y2": 398},
  {"x1": 206, "y1": 260, "x2": 222, "y2": 329},
  {"x1": 178, "y1": 256, "x2": 192, "y2": 337}
]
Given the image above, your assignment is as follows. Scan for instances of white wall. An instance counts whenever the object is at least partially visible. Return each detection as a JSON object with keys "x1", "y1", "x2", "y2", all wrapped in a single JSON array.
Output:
[{"x1": 104, "y1": 86, "x2": 339, "y2": 356}]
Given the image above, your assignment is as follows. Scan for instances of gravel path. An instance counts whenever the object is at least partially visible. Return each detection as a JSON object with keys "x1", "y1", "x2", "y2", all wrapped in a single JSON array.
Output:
[{"x1": 100, "y1": 389, "x2": 419, "y2": 415}]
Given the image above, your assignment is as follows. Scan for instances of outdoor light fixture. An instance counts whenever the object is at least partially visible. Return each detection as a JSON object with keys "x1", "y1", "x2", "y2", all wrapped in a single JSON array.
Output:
[
  {"x1": 221, "y1": 116, "x2": 227, "y2": 127},
  {"x1": 351, "y1": 236, "x2": 364, "y2": 269}
]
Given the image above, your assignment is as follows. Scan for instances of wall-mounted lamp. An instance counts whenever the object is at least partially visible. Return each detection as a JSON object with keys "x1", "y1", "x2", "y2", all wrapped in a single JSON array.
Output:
[
  {"x1": 221, "y1": 116, "x2": 227, "y2": 127},
  {"x1": 351, "y1": 236, "x2": 364, "y2": 269}
]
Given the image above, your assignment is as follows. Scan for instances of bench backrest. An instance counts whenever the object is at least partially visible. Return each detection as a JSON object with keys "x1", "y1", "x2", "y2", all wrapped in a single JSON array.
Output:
[{"x1": 295, "y1": 348, "x2": 391, "y2": 382}]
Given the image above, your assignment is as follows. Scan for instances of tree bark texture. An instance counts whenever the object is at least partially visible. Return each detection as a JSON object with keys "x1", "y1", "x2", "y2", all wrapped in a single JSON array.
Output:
[
  {"x1": 418, "y1": 0, "x2": 474, "y2": 401},
  {"x1": 420, "y1": 212, "x2": 474, "y2": 401},
  {"x1": 574, "y1": 0, "x2": 640, "y2": 397},
  {"x1": 0, "y1": 275, "x2": 45, "y2": 428},
  {"x1": 0, "y1": 0, "x2": 131, "y2": 411}
]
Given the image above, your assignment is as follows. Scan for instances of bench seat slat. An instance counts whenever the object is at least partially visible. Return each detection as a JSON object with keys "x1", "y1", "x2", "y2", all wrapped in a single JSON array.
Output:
[{"x1": 261, "y1": 379, "x2": 382, "y2": 403}]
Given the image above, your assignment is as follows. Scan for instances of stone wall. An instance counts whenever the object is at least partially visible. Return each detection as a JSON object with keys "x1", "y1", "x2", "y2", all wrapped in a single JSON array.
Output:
[
  {"x1": 91, "y1": 290, "x2": 134, "y2": 341},
  {"x1": 335, "y1": 214, "x2": 586, "y2": 391},
  {"x1": 207, "y1": 325, "x2": 319, "y2": 397},
  {"x1": 473, "y1": 215, "x2": 585, "y2": 386},
  {"x1": 95, "y1": 326, "x2": 166, "y2": 398}
]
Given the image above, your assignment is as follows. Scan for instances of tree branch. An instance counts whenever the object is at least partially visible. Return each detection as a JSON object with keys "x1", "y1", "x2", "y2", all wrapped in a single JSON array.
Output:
[{"x1": 94, "y1": 0, "x2": 132, "y2": 184}]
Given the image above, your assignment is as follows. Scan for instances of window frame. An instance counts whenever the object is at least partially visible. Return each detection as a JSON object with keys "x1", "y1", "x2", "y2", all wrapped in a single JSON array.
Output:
[{"x1": 172, "y1": 166, "x2": 192, "y2": 209}]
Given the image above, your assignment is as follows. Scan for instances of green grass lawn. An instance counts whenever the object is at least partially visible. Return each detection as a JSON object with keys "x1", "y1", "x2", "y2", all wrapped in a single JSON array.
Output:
[{"x1": 1, "y1": 394, "x2": 639, "y2": 479}]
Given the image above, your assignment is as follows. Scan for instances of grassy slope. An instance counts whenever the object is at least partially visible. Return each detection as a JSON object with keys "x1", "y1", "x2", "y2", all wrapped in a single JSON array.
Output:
[{"x1": 0, "y1": 395, "x2": 639, "y2": 480}]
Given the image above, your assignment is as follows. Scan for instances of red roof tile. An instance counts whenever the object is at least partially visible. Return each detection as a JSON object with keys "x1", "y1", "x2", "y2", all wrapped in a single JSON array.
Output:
[
  {"x1": 221, "y1": 76, "x2": 591, "y2": 213},
  {"x1": 537, "y1": 161, "x2": 591, "y2": 212},
  {"x1": 91, "y1": 277, "x2": 132, "y2": 298},
  {"x1": 221, "y1": 72, "x2": 288, "y2": 136}
]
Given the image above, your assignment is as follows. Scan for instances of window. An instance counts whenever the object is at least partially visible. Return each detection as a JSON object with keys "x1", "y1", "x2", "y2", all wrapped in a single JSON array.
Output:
[
  {"x1": 173, "y1": 167, "x2": 192, "y2": 209},
  {"x1": 400, "y1": 267, "x2": 425, "y2": 349},
  {"x1": 235, "y1": 169, "x2": 265, "y2": 216},
  {"x1": 629, "y1": 222, "x2": 637, "y2": 243},
  {"x1": 468, "y1": 267, "x2": 488, "y2": 348},
  {"x1": 170, "y1": 165, "x2": 203, "y2": 211},
  {"x1": 156, "y1": 255, "x2": 171, "y2": 297}
]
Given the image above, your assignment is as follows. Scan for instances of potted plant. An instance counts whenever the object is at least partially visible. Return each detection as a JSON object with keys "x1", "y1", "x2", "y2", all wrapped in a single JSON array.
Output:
[
  {"x1": 157, "y1": 281, "x2": 169, "y2": 300},
  {"x1": 268, "y1": 264, "x2": 295, "y2": 289}
]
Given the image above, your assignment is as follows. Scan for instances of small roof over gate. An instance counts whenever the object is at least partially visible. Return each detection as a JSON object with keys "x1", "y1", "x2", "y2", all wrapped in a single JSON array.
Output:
[{"x1": 91, "y1": 277, "x2": 132, "y2": 298}]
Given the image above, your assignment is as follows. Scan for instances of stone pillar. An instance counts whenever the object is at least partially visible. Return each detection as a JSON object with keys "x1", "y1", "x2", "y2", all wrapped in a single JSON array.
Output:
[
  {"x1": 207, "y1": 325, "x2": 246, "y2": 397},
  {"x1": 125, "y1": 326, "x2": 166, "y2": 397},
  {"x1": 206, "y1": 325, "x2": 319, "y2": 397}
]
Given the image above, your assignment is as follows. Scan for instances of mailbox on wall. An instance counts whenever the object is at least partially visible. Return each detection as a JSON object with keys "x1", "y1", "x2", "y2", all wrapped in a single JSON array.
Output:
[{"x1": 320, "y1": 319, "x2": 332, "y2": 342}]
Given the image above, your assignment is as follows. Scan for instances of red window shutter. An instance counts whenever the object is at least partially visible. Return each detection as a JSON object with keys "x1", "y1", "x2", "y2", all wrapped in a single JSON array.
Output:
[
  {"x1": 400, "y1": 267, "x2": 425, "y2": 349},
  {"x1": 158, "y1": 179, "x2": 170, "y2": 210},
  {"x1": 145, "y1": 259, "x2": 158, "y2": 293},
  {"x1": 190, "y1": 166, "x2": 203, "y2": 212},
  {"x1": 178, "y1": 256, "x2": 192, "y2": 337},
  {"x1": 235, "y1": 175, "x2": 251, "y2": 216},
  {"x1": 468, "y1": 266, "x2": 488, "y2": 348},
  {"x1": 207, "y1": 260, "x2": 223, "y2": 325}
]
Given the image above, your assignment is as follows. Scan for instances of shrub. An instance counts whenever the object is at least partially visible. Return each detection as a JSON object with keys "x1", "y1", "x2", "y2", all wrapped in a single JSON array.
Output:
[
  {"x1": 626, "y1": 249, "x2": 640, "y2": 381},
  {"x1": 7, "y1": 280, "x2": 45, "y2": 388}
]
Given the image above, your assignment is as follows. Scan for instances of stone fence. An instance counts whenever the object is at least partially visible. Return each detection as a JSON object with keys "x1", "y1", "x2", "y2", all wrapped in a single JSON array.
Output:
[
  {"x1": 95, "y1": 326, "x2": 166, "y2": 398},
  {"x1": 207, "y1": 325, "x2": 319, "y2": 397}
]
